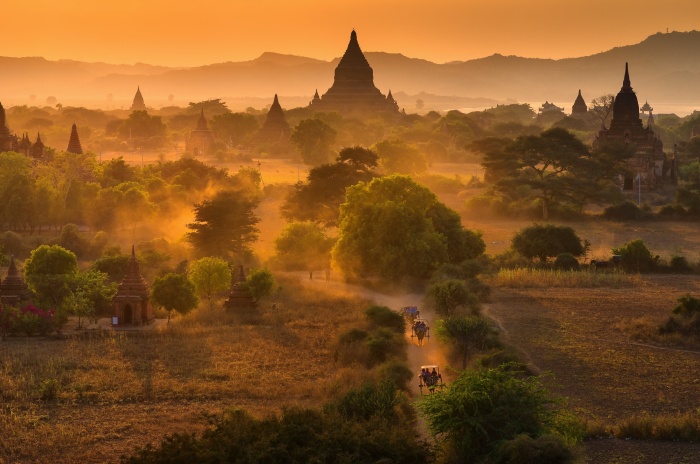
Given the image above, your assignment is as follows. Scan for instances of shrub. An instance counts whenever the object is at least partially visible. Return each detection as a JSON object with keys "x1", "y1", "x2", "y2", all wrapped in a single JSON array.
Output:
[
  {"x1": 246, "y1": 268, "x2": 275, "y2": 299},
  {"x1": 364, "y1": 305, "x2": 405, "y2": 333},
  {"x1": 612, "y1": 239, "x2": 659, "y2": 273},
  {"x1": 427, "y1": 279, "x2": 480, "y2": 317},
  {"x1": 40, "y1": 378, "x2": 59, "y2": 401},
  {"x1": 670, "y1": 255, "x2": 692, "y2": 273},
  {"x1": 495, "y1": 434, "x2": 574, "y2": 464},
  {"x1": 375, "y1": 360, "x2": 414, "y2": 391},
  {"x1": 553, "y1": 253, "x2": 580, "y2": 271},
  {"x1": 602, "y1": 201, "x2": 646, "y2": 220},
  {"x1": 365, "y1": 327, "x2": 405, "y2": 367}
]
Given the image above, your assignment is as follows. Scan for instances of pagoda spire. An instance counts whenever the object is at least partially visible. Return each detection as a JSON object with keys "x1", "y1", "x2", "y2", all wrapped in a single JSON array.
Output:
[
  {"x1": 196, "y1": 108, "x2": 208, "y2": 131},
  {"x1": 67, "y1": 123, "x2": 83, "y2": 154},
  {"x1": 131, "y1": 86, "x2": 146, "y2": 111},
  {"x1": 0, "y1": 101, "x2": 5, "y2": 128},
  {"x1": 622, "y1": 62, "x2": 632, "y2": 90}
]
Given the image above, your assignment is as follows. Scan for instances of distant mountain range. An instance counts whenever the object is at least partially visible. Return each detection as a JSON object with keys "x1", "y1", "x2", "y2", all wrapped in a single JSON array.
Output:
[{"x1": 1, "y1": 31, "x2": 699, "y2": 112}]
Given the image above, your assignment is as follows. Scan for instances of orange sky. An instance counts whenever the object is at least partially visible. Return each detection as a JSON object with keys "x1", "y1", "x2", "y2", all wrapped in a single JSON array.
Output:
[{"x1": 2, "y1": 0, "x2": 699, "y2": 66}]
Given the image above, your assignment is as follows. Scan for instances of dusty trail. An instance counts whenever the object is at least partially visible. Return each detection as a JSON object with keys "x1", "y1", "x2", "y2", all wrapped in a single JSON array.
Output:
[{"x1": 297, "y1": 275, "x2": 448, "y2": 440}]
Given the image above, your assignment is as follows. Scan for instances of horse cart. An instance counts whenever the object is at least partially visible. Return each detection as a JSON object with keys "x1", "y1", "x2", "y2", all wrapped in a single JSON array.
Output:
[
  {"x1": 402, "y1": 306, "x2": 420, "y2": 325},
  {"x1": 418, "y1": 364, "x2": 444, "y2": 395},
  {"x1": 411, "y1": 318, "x2": 430, "y2": 346}
]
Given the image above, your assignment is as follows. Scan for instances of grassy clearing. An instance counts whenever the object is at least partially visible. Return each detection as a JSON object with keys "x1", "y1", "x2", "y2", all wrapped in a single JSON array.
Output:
[
  {"x1": 0, "y1": 276, "x2": 369, "y2": 464},
  {"x1": 585, "y1": 413, "x2": 700, "y2": 442},
  {"x1": 490, "y1": 268, "x2": 643, "y2": 288}
]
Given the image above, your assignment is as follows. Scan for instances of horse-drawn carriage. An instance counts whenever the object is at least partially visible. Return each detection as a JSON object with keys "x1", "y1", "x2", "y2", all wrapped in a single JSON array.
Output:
[
  {"x1": 402, "y1": 306, "x2": 420, "y2": 324},
  {"x1": 418, "y1": 365, "x2": 444, "y2": 394},
  {"x1": 411, "y1": 318, "x2": 430, "y2": 346}
]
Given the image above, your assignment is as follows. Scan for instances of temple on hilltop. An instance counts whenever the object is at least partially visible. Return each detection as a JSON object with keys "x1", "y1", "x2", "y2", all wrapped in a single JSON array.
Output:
[
  {"x1": 593, "y1": 63, "x2": 673, "y2": 190},
  {"x1": 113, "y1": 246, "x2": 153, "y2": 326},
  {"x1": 308, "y1": 30, "x2": 400, "y2": 115},
  {"x1": 571, "y1": 90, "x2": 588, "y2": 117},
  {"x1": 257, "y1": 94, "x2": 291, "y2": 142},
  {"x1": 0, "y1": 102, "x2": 45, "y2": 158},
  {"x1": 185, "y1": 109, "x2": 215, "y2": 156},
  {"x1": 224, "y1": 265, "x2": 256, "y2": 311},
  {"x1": 130, "y1": 87, "x2": 147, "y2": 111},
  {"x1": 0, "y1": 256, "x2": 30, "y2": 307},
  {"x1": 67, "y1": 123, "x2": 83, "y2": 154}
]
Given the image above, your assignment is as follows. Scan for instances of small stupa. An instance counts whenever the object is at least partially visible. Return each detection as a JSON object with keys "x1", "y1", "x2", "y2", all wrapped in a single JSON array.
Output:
[
  {"x1": 185, "y1": 109, "x2": 215, "y2": 155},
  {"x1": 112, "y1": 246, "x2": 153, "y2": 326},
  {"x1": 224, "y1": 265, "x2": 256, "y2": 311},
  {"x1": 130, "y1": 86, "x2": 147, "y2": 111},
  {"x1": 0, "y1": 256, "x2": 30, "y2": 306},
  {"x1": 257, "y1": 94, "x2": 291, "y2": 142},
  {"x1": 571, "y1": 89, "x2": 588, "y2": 116},
  {"x1": 67, "y1": 123, "x2": 83, "y2": 154}
]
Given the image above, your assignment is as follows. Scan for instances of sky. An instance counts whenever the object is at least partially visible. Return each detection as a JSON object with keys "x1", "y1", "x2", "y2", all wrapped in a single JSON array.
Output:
[{"x1": 2, "y1": 0, "x2": 700, "y2": 66}]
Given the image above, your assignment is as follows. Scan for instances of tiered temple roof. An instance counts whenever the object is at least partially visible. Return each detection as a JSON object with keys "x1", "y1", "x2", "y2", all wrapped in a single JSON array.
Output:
[
  {"x1": 116, "y1": 246, "x2": 149, "y2": 299},
  {"x1": 113, "y1": 246, "x2": 153, "y2": 326},
  {"x1": 185, "y1": 109, "x2": 215, "y2": 156},
  {"x1": 131, "y1": 87, "x2": 147, "y2": 111},
  {"x1": 67, "y1": 123, "x2": 83, "y2": 154},
  {"x1": 309, "y1": 30, "x2": 399, "y2": 115}
]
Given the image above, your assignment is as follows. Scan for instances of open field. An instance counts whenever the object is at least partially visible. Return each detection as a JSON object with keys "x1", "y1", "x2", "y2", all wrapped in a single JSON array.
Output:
[
  {"x1": 485, "y1": 274, "x2": 700, "y2": 463},
  {"x1": 0, "y1": 278, "x2": 371, "y2": 464}
]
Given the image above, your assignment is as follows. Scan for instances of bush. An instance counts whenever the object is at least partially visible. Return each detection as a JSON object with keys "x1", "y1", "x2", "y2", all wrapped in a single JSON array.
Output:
[
  {"x1": 512, "y1": 224, "x2": 588, "y2": 262},
  {"x1": 670, "y1": 255, "x2": 692, "y2": 273},
  {"x1": 376, "y1": 360, "x2": 414, "y2": 391},
  {"x1": 40, "y1": 378, "x2": 59, "y2": 401},
  {"x1": 602, "y1": 201, "x2": 646, "y2": 220},
  {"x1": 612, "y1": 239, "x2": 659, "y2": 273},
  {"x1": 246, "y1": 268, "x2": 275, "y2": 299},
  {"x1": 365, "y1": 327, "x2": 405, "y2": 367},
  {"x1": 364, "y1": 305, "x2": 405, "y2": 333},
  {"x1": 553, "y1": 253, "x2": 580, "y2": 271},
  {"x1": 495, "y1": 434, "x2": 574, "y2": 464},
  {"x1": 427, "y1": 279, "x2": 480, "y2": 317}
]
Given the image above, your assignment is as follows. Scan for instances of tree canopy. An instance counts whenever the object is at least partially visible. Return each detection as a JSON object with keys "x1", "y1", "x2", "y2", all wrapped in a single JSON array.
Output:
[
  {"x1": 188, "y1": 257, "x2": 232, "y2": 300},
  {"x1": 150, "y1": 273, "x2": 199, "y2": 323},
  {"x1": 511, "y1": 224, "x2": 588, "y2": 262},
  {"x1": 291, "y1": 119, "x2": 337, "y2": 166},
  {"x1": 332, "y1": 175, "x2": 484, "y2": 281},
  {"x1": 273, "y1": 222, "x2": 334, "y2": 276}
]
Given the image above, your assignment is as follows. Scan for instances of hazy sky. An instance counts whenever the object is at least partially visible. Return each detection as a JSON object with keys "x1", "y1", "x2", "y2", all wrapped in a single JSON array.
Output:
[{"x1": 3, "y1": 0, "x2": 699, "y2": 66}]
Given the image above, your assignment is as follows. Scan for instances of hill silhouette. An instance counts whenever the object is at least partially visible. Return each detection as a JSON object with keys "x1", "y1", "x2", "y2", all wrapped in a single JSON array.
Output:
[{"x1": 1, "y1": 31, "x2": 699, "y2": 111}]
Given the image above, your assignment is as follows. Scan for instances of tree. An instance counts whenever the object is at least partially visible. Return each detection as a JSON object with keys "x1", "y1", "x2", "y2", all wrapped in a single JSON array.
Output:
[
  {"x1": 246, "y1": 268, "x2": 275, "y2": 300},
  {"x1": 332, "y1": 175, "x2": 485, "y2": 281},
  {"x1": 24, "y1": 245, "x2": 78, "y2": 310},
  {"x1": 186, "y1": 190, "x2": 260, "y2": 261},
  {"x1": 428, "y1": 280, "x2": 479, "y2": 317},
  {"x1": 63, "y1": 288, "x2": 91, "y2": 329},
  {"x1": 210, "y1": 113, "x2": 259, "y2": 145},
  {"x1": 612, "y1": 239, "x2": 658, "y2": 273},
  {"x1": 476, "y1": 128, "x2": 591, "y2": 219},
  {"x1": 188, "y1": 257, "x2": 232, "y2": 300},
  {"x1": 273, "y1": 222, "x2": 334, "y2": 279},
  {"x1": 150, "y1": 273, "x2": 199, "y2": 323},
  {"x1": 590, "y1": 94, "x2": 615, "y2": 128},
  {"x1": 280, "y1": 150, "x2": 377, "y2": 227},
  {"x1": 418, "y1": 364, "x2": 568, "y2": 462},
  {"x1": 512, "y1": 224, "x2": 587, "y2": 262},
  {"x1": 373, "y1": 139, "x2": 427, "y2": 175},
  {"x1": 118, "y1": 110, "x2": 166, "y2": 139},
  {"x1": 291, "y1": 119, "x2": 337, "y2": 166},
  {"x1": 69, "y1": 270, "x2": 117, "y2": 321},
  {"x1": 436, "y1": 316, "x2": 492, "y2": 369}
]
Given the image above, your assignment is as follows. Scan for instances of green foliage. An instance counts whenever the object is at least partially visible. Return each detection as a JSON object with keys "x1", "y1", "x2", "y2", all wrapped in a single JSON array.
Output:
[
  {"x1": 512, "y1": 224, "x2": 587, "y2": 262},
  {"x1": 376, "y1": 360, "x2": 414, "y2": 391},
  {"x1": 150, "y1": 273, "x2": 199, "y2": 323},
  {"x1": 39, "y1": 378, "x2": 59, "y2": 401},
  {"x1": 670, "y1": 255, "x2": 692, "y2": 273},
  {"x1": 428, "y1": 279, "x2": 480, "y2": 317},
  {"x1": 436, "y1": 316, "x2": 493, "y2": 369},
  {"x1": 291, "y1": 118, "x2": 337, "y2": 166},
  {"x1": 245, "y1": 268, "x2": 274, "y2": 300},
  {"x1": 210, "y1": 112, "x2": 258, "y2": 145},
  {"x1": 612, "y1": 239, "x2": 659, "y2": 273},
  {"x1": 122, "y1": 404, "x2": 430, "y2": 464},
  {"x1": 186, "y1": 190, "x2": 260, "y2": 261},
  {"x1": 24, "y1": 244, "x2": 79, "y2": 309},
  {"x1": 365, "y1": 327, "x2": 405, "y2": 366},
  {"x1": 333, "y1": 175, "x2": 484, "y2": 281},
  {"x1": 364, "y1": 305, "x2": 405, "y2": 333},
  {"x1": 418, "y1": 364, "x2": 574, "y2": 462},
  {"x1": 602, "y1": 201, "x2": 647, "y2": 220},
  {"x1": 92, "y1": 253, "x2": 131, "y2": 281},
  {"x1": 373, "y1": 139, "x2": 427, "y2": 175},
  {"x1": 272, "y1": 222, "x2": 334, "y2": 273},
  {"x1": 495, "y1": 434, "x2": 574, "y2": 464},
  {"x1": 553, "y1": 253, "x2": 580, "y2": 271},
  {"x1": 328, "y1": 380, "x2": 403, "y2": 421},
  {"x1": 118, "y1": 110, "x2": 166, "y2": 140},
  {"x1": 660, "y1": 294, "x2": 700, "y2": 339},
  {"x1": 187, "y1": 257, "x2": 231, "y2": 300}
]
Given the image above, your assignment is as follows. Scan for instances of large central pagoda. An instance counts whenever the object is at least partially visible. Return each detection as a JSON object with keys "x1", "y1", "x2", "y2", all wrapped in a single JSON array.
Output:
[{"x1": 309, "y1": 30, "x2": 399, "y2": 115}]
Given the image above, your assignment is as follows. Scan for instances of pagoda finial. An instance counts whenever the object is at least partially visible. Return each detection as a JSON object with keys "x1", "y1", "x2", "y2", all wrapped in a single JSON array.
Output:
[
  {"x1": 8, "y1": 255, "x2": 17, "y2": 276},
  {"x1": 622, "y1": 62, "x2": 631, "y2": 90},
  {"x1": 131, "y1": 244, "x2": 135, "y2": 257}
]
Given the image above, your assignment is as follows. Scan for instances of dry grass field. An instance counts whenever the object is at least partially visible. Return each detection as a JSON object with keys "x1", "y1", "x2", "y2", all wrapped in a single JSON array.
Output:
[
  {"x1": 0, "y1": 277, "x2": 371, "y2": 464},
  {"x1": 485, "y1": 275, "x2": 700, "y2": 463}
]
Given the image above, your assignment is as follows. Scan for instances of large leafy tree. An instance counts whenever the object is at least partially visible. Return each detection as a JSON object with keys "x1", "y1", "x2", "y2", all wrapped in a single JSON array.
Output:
[
  {"x1": 186, "y1": 190, "x2": 260, "y2": 261},
  {"x1": 427, "y1": 280, "x2": 479, "y2": 318},
  {"x1": 188, "y1": 257, "x2": 232, "y2": 300},
  {"x1": 332, "y1": 175, "x2": 484, "y2": 281},
  {"x1": 273, "y1": 222, "x2": 334, "y2": 278},
  {"x1": 476, "y1": 128, "x2": 591, "y2": 219},
  {"x1": 281, "y1": 147, "x2": 377, "y2": 227},
  {"x1": 291, "y1": 118, "x2": 337, "y2": 166},
  {"x1": 511, "y1": 224, "x2": 588, "y2": 262},
  {"x1": 373, "y1": 139, "x2": 427, "y2": 175},
  {"x1": 24, "y1": 245, "x2": 78, "y2": 310},
  {"x1": 150, "y1": 273, "x2": 199, "y2": 323},
  {"x1": 436, "y1": 316, "x2": 492, "y2": 369}
]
